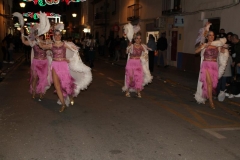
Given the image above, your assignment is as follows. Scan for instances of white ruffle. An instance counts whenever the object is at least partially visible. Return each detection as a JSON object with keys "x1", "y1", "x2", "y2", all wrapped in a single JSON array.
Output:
[
  {"x1": 57, "y1": 96, "x2": 70, "y2": 107},
  {"x1": 218, "y1": 50, "x2": 229, "y2": 78},
  {"x1": 194, "y1": 92, "x2": 206, "y2": 104},
  {"x1": 65, "y1": 42, "x2": 92, "y2": 97}
]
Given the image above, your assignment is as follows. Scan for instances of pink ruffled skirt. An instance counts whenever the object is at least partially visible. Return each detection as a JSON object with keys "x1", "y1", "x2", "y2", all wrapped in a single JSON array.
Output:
[
  {"x1": 30, "y1": 59, "x2": 49, "y2": 94},
  {"x1": 125, "y1": 59, "x2": 143, "y2": 91},
  {"x1": 200, "y1": 61, "x2": 218, "y2": 98},
  {"x1": 51, "y1": 61, "x2": 76, "y2": 97}
]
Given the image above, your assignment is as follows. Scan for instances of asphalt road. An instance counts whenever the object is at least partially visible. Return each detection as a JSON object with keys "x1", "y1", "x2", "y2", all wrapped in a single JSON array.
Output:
[{"x1": 0, "y1": 59, "x2": 240, "y2": 160}]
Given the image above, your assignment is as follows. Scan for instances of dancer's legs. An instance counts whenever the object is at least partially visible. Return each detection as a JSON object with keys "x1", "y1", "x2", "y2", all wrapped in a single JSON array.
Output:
[
  {"x1": 206, "y1": 70, "x2": 215, "y2": 109},
  {"x1": 52, "y1": 68, "x2": 66, "y2": 112},
  {"x1": 31, "y1": 70, "x2": 38, "y2": 98}
]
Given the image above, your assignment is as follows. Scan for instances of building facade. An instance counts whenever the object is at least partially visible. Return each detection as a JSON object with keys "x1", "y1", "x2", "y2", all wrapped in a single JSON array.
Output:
[
  {"x1": 162, "y1": 0, "x2": 240, "y2": 72},
  {"x1": 0, "y1": 0, "x2": 13, "y2": 41},
  {"x1": 92, "y1": 0, "x2": 162, "y2": 41},
  {"x1": 81, "y1": 0, "x2": 240, "y2": 71}
]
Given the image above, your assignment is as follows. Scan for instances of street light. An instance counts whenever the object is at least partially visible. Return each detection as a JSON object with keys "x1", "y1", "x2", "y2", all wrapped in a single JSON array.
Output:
[
  {"x1": 24, "y1": 18, "x2": 27, "y2": 21},
  {"x1": 72, "y1": 13, "x2": 77, "y2": 17},
  {"x1": 83, "y1": 28, "x2": 90, "y2": 33},
  {"x1": 19, "y1": 2, "x2": 26, "y2": 8}
]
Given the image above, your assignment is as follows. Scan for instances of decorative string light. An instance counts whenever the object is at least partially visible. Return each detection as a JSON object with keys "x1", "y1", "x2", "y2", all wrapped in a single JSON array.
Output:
[
  {"x1": 23, "y1": 12, "x2": 61, "y2": 20},
  {"x1": 22, "y1": 0, "x2": 86, "y2": 6}
]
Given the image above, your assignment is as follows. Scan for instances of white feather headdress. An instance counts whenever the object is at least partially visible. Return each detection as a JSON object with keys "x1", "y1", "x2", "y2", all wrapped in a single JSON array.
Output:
[
  {"x1": 12, "y1": 12, "x2": 24, "y2": 27},
  {"x1": 123, "y1": 23, "x2": 134, "y2": 42},
  {"x1": 195, "y1": 22, "x2": 212, "y2": 45},
  {"x1": 123, "y1": 23, "x2": 141, "y2": 42},
  {"x1": 37, "y1": 11, "x2": 50, "y2": 36},
  {"x1": 54, "y1": 23, "x2": 64, "y2": 31},
  {"x1": 25, "y1": 11, "x2": 50, "y2": 42}
]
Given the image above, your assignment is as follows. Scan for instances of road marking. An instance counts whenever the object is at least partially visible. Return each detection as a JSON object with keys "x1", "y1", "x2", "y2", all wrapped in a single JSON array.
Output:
[
  {"x1": 227, "y1": 101, "x2": 240, "y2": 107},
  {"x1": 203, "y1": 128, "x2": 240, "y2": 139},
  {"x1": 99, "y1": 69, "x2": 240, "y2": 139},
  {"x1": 106, "y1": 81, "x2": 115, "y2": 86},
  {"x1": 107, "y1": 77, "x2": 122, "y2": 86}
]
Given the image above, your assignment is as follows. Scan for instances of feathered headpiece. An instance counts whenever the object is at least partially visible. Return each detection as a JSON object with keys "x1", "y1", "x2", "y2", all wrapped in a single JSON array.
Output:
[
  {"x1": 27, "y1": 11, "x2": 50, "y2": 41},
  {"x1": 54, "y1": 23, "x2": 64, "y2": 31},
  {"x1": 195, "y1": 22, "x2": 212, "y2": 45},
  {"x1": 123, "y1": 23, "x2": 141, "y2": 42},
  {"x1": 37, "y1": 11, "x2": 50, "y2": 36},
  {"x1": 12, "y1": 12, "x2": 24, "y2": 28}
]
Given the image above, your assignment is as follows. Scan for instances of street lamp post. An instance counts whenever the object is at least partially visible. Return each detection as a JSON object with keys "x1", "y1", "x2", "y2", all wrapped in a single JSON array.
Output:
[
  {"x1": 19, "y1": 2, "x2": 26, "y2": 8},
  {"x1": 72, "y1": 13, "x2": 77, "y2": 18}
]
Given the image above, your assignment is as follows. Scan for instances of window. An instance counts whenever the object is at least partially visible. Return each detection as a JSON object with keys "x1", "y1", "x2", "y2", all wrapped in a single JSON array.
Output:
[
  {"x1": 162, "y1": 0, "x2": 182, "y2": 15},
  {"x1": 111, "y1": 0, "x2": 116, "y2": 15}
]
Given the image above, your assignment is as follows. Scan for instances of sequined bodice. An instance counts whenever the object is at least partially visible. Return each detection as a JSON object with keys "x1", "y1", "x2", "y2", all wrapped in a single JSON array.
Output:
[
  {"x1": 52, "y1": 43, "x2": 66, "y2": 59},
  {"x1": 33, "y1": 45, "x2": 47, "y2": 59},
  {"x1": 130, "y1": 46, "x2": 143, "y2": 58},
  {"x1": 204, "y1": 47, "x2": 218, "y2": 59}
]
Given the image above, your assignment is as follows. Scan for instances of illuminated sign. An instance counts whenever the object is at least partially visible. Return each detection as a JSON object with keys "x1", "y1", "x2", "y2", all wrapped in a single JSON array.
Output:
[{"x1": 23, "y1": 12, "x2": 61, "y2": 23}]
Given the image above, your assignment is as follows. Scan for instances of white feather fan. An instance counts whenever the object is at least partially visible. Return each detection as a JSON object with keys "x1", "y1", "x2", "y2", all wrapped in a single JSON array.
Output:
[
  {"x1": 37, "y1": 11, "x2": 50, "y2": 36},
  {"x1": 12, "y1": 12, "x2": 24, "y2": 27},
  {"x1": 123, "y1": 23, "x2": 134, "y2": 42},
  {"x1": 195, "y1": 22, "x2": 212, "y2": 45}
]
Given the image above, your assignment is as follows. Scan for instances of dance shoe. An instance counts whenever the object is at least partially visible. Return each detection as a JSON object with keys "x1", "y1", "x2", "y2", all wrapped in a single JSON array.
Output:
[
  {"x1": 39, "y1": 94, "x2": 43, "y2": 101},
  {"x1": 125, "y1": 92, "x2": 131, "y2": 97},
  {"x1": 59, "y1": 105, "x2": 66, "y2": 113},
  {"x1": 209, "y1": 101, "x2": 215, "y2": 109},
  {"x1": 70, "y1": 97, "x2": 74, "y2": 106},
  {"x1": 137, "y1": 92, "x2": 141, "y2": 98}
]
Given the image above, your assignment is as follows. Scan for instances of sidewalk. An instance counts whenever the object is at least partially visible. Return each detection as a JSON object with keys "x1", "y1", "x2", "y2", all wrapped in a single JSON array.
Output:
[
  {"x1": 0, "y1": 51, "x2": 25, "y2": 82},
  {"x1": 98, "y1": 56, "x2": 240, "y2": 105}
]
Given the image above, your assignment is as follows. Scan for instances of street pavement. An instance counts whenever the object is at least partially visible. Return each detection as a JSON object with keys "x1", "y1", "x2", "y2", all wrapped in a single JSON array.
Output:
[
  {"x1": 0, "y1": 50, "x2": 26, "y2": 82},
  {"x1": 102, "y1": 55, "x2": 240, "y2": 105},
  {"x1": 0, "y1": 54, "x2": 240, "y2": 160}
]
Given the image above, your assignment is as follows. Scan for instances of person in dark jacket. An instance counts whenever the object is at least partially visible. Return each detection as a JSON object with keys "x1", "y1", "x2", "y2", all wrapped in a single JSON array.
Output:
[
  {"x1": 157, "y1": 32, "x2": 168, "y2": 68},
  {"x1": 147, "y1": 34, "x2": 156, "y2": 72},
  {"x1": 231, "y1": 34, "x2": 240, "y2": 77}
]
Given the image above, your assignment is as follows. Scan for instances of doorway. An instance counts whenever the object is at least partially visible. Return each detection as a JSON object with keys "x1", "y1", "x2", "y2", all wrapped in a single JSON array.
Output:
[
  {"x1": 146, "y1": 31, "x2": 159, "y2": 42},
  {"x1": 171, "y1": 31, "x2": 178, "y2": 61},
  {"x1": 208, "y1": 18, "x2": 220, "y2": 38}
]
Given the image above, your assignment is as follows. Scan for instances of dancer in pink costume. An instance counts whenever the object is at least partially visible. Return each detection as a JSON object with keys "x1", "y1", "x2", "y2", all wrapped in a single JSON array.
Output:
[
  {"x1": 16, "y1": 11, "x2": 51, "y2": 101},
  {"x1": 39, "y1": 29, "x2": 92, "y2": 112},
  {"x1": 122, "y1": 32, "x2": 152, "y2": 98},
  {"x1": 195, "y1": 31, "x2": 229, "y2": 109},
  {"x1": 21, "y1": 33, "x2": 51, "y2": 100}
]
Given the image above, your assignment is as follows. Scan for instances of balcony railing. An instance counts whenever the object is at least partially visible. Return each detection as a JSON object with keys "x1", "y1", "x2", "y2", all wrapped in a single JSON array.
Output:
[
  {"x1": 94, "y1": 12, "x2": 109, "y2": 25},
  {"x1": 162, "y1": 7, "x2": 182, "y2": 15},
  {"x1": 127, "y1": 4, "x2": 141, "y2": 21},
  {"x1": 162, "y1": 0, "x2": 182, "y2": 15}
]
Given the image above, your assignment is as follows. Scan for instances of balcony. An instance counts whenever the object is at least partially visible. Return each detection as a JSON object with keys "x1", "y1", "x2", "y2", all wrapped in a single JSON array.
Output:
[
  {"x1": 162, "y1": 7, "x2": 182, "y2": 16},
  {"x1": 162, "y1": 0, "x2": 182, "y2": 16},
  {"x1": 127, "y1": 4, "x2": 141, "y2": 21},
  {"x1": 94, "y1": 12, "x2": 109, "y2": 25}
]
